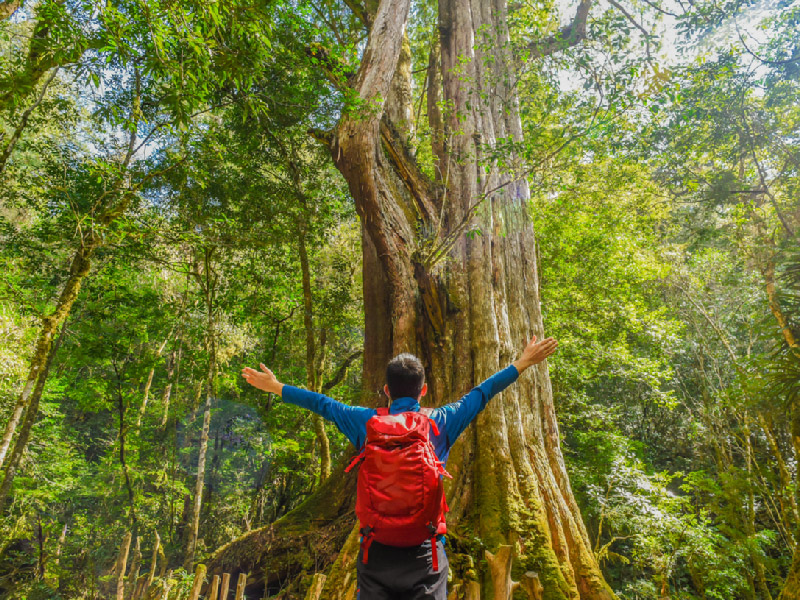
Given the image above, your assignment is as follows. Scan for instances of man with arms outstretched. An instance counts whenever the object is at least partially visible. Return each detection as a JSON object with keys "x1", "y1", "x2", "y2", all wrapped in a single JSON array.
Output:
[{"x1": 242, "y1": 335, "x2": 558, "y2": 600}]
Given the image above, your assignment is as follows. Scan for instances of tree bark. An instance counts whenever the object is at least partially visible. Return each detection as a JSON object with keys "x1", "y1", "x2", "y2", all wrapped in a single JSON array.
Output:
[
  {"x1": 159, "y1": 350, "x2": 178, "y2": 428},
  {"x1": 779, "y1": 415, "x2": 800, "y2": 600},
  {"x1": 49, "y1": 521, "x2": 67, "y2": 588},
  {"x1": 137, "y1": 336, "x2": 171, "y2": 428},
  {"x1": 760, "y1": 254, "x2": 799, "y2": 354},
  {"x1": 143, "y1": 531, "x2": 161, "y2": 597},
  {"x1": 185, "y1": 385, "x2": 213, "y2": 567},
  {"x1": 127, "y1": 535, "x2": 142, "y2": 599},
  {"x1": 115, "y1": 531, "x2": 132, "y2": 600},
  {"x1": 329, "y1": 0, "x2": 613, "y2": 594}
]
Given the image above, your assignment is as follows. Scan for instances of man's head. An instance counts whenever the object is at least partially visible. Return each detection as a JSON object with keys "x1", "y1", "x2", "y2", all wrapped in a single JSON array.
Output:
[{"x1": 384, "y1": 353, "x2": 427, "y2": 401}]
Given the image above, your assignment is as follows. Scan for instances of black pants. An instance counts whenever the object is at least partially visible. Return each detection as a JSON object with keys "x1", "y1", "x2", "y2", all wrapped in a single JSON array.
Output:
[{"x1": 356, "y1": 539, "x2": 448, "y2": 600}]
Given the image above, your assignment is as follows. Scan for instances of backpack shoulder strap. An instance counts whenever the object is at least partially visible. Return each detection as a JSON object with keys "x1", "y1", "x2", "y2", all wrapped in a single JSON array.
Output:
[
  {"x1": 376, "y1": 407, "x2": 390, "y2": 416},
  {"x1": 419, "y1": 407, "x2": 440, "y2": 436}
]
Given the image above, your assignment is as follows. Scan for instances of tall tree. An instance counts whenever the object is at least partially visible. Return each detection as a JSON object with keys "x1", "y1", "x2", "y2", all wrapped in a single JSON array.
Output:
[
  {"x1": 329, "y1": 0, "x2": 612, "y2": 594},
  {"x1": 210, "y1": 0, "x2": 615, "y2": 596}
]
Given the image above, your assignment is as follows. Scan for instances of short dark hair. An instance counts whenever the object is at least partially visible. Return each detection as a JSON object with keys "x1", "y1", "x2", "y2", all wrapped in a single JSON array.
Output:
[{"x1": 386, "y1": 353, "x2": 425, "y2": 399}]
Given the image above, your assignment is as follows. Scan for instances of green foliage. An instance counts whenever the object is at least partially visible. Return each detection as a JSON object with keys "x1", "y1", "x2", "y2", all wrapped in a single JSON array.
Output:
[{"x1": 1, "y1": 0, "x2": 799, "y2": 596}]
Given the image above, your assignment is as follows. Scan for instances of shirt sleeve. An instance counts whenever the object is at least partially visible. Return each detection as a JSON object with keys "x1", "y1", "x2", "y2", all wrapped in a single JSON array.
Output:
[
  {"x1": 281, "y1": 385, "x2": 375, "y2": 448},
  {"x1": 431, "y1": 364, "x2": 519, "y2": 447}
]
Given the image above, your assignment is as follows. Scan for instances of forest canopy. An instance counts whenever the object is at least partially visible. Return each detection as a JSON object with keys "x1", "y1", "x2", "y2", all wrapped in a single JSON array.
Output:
[{"x1": 1, "y1": 0, "x2": 799, "y2": 597}]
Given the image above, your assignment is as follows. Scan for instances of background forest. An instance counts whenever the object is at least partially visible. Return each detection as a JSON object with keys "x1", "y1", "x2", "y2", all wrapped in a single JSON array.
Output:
[{"x1": 0, "y1": 0, "x2": 799, "y2": 596}]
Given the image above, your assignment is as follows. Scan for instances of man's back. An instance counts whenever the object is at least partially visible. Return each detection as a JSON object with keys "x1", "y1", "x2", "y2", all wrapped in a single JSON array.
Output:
[{"x1": 240, "y1": 336, "x2": 559, "y2": 600}]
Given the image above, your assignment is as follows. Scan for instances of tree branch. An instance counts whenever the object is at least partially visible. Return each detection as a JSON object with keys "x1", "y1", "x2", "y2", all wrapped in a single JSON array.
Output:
[
  {"x1": 307, "y1": 43, "x2": 357, "y2": 90},
  {"x1": 525, "y1": 0, "x2": 592, "y2": 59},
  {"x1": 379, "y1": 119, "x2": 438, "y2": 223},
  {"x1": 736, "y1": 23, "x2": 800, "y2": 67},
  {"x1": 322, "y1": 350, "x2": 362, "y2": 392},
  {"x1": 341, "y1": 0, "x2": 369, "y2": 29},
  {"x1": 0, "y1": 68, "x2": 58, "y2": 175},
  {"x1": 606, "y1": 0, "x2": 653, "y2": 61}
]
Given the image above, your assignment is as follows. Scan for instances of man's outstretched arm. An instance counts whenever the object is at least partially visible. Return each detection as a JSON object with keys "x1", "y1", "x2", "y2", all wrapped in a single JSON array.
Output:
[
  {"x1": 435, "y1": 336, "x2": 559, "y2": 445},
  {"x1": 242, "y1": 363, "x2": 285, "y2": 396},
  {"x1": 512, "y1": 336, "x2": 559, "y2": 375},
  {"x1": 241, "y1": 363, "x2": 372, "y2": 448}
]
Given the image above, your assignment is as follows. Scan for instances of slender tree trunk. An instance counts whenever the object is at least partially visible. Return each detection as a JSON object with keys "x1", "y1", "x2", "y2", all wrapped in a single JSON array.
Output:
[
  {"x1": 127, "y1": 535, "x2": 142, "y2": 599},
  {"x1": 138, "y1": 367, "x2": 157, "y2": 426},
  {"x1": 312, "y1": 413, "x2": 332, "y2": 482},
  {"x1": 49, "y1": 521, "x2": 67, "y2": 588},
  {"x1": 0, "y1": 320, "x2": 65, "y2": 512},
  {"x1": 744, "y1": 421, "x2": 773, "y2": 600},
  {"x1": 145, "y1": 531, "x2": 161, "y2": 595},
  {"x1": 188, "y1": 380, "x2": 204, "y2": 424},
  {"x1": 36, "y1": 516, "x2": 45, "y2": 579},
  {"x1": 160, "y1": 350, "x2": 178, "y2": 428},
  {"x1": 115, "y1": 531, "x2": 133, "y2": 600},
  {"x1": 759, "y1": 414, "x2": 799, "y2": 539},
  {"x1": 138, "y1": 336, "x2": 171, "y2": 428},
  {"x1": 779, "y1": 415, "x2": 800, "y2": 600},
  {"x1": 297, "y1": 222, "x2": 332, "y2": 482},
  {"x1": 1, "y1": 84, "x2": 139, "y2": 487},
  {"x1": 761, "y1": 255, "x2": 799, "y2": 354},
  {"x1": 185, "y1": 355, "x2": 213, "y2": 568},
  {"x1": 0, "y1": 246, "x2": 91, "y2": 472},
  {"x1": 185, "y1": 248, "x2": 217, "y2": 569}
]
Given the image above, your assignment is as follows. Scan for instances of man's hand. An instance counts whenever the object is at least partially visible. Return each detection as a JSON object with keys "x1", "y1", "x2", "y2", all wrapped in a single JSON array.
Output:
[
  {"x1": 512, "y1": 336, "x2": 558, "y2": 373},
  {"x1": 241, "y1": 363, "x2": 284, "y2": 397}
]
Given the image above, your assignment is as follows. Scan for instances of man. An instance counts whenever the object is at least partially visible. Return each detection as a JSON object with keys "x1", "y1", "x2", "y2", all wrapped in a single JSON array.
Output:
[{"x1": 241, "y1": 335, "x2": 558, "y2": 599}]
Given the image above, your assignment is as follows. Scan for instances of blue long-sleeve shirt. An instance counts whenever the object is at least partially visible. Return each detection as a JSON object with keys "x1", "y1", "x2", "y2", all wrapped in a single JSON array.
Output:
[{"x1": 281, "y1": 364, "x2": 519, "y2": 466}]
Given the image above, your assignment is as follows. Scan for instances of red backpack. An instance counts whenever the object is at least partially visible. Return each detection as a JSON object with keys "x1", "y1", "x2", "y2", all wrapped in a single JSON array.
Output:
[{"x1": 345, "y1": 407, "x2": 451, "y2": 571}]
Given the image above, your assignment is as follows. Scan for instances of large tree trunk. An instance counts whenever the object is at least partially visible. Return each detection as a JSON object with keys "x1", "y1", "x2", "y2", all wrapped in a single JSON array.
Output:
[
  {"x1": 331, "y1": 0, "x2": 613, "y2": 595},
  {"x1": 209, "y1": 0, "x2": 613, "y2": 596}
]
